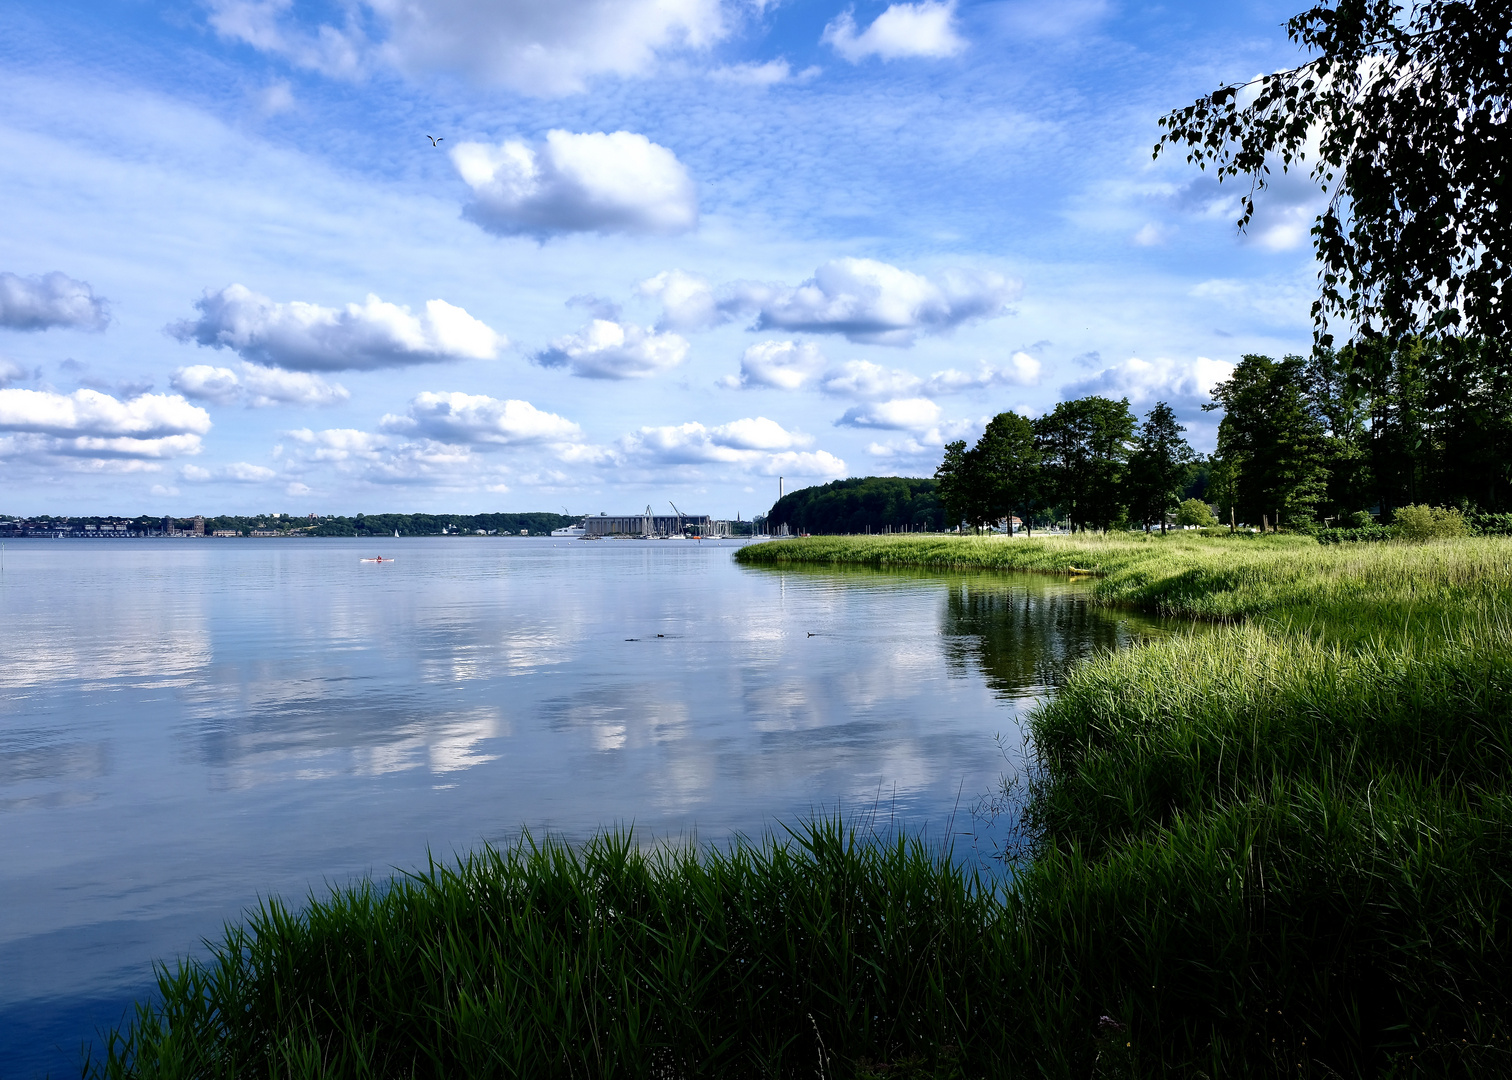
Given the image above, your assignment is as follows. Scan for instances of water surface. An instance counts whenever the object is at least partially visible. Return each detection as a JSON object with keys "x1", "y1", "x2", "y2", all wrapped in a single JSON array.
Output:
[{"x1": 0, "y1": 537, "x2": 1168, "y2": 1076}]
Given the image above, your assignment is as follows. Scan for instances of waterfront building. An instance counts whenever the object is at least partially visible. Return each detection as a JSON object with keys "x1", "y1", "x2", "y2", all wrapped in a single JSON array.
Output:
[{"x1": 582, "y1": 510, "x2": 729, "y2": 537}]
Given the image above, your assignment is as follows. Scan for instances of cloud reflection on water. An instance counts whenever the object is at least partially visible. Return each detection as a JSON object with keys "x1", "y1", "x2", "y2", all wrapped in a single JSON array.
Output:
[{"x1": 0, "y1": 539, "x2": 1180, "y2": 1071}]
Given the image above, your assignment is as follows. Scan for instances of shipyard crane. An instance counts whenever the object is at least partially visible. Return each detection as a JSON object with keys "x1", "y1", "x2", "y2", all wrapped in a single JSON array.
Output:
[{"x1": 669, "y1": 500, "x2": 687, "y2": 538}]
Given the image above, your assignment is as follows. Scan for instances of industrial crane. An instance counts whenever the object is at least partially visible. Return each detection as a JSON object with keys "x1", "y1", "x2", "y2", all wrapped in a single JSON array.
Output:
[{"x1": 669, "y1": 500, "x2": 687, "y2": 537}]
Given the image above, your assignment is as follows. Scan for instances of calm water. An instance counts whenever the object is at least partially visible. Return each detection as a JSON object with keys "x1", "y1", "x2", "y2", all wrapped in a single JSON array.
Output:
[{"x1": 0, "y1": 537, "x2": 1166, "y2": 1077}]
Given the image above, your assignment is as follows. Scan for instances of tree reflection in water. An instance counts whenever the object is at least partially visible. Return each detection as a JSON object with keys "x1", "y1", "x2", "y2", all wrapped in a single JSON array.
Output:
[{"x1": 940, "y1": 578, "x2": 1172, "y2": 703}]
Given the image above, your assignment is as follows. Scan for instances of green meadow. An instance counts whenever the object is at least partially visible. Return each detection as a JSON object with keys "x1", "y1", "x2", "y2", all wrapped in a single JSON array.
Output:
[{"x1": 93, "y1": 535, "x2": 1512, "y2": 1077}]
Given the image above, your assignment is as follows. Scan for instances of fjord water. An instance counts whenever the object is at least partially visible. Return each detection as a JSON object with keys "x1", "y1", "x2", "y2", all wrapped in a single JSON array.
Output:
[{"x1": 0, "y1": 537, "x2": 1165, "y2": 1077}]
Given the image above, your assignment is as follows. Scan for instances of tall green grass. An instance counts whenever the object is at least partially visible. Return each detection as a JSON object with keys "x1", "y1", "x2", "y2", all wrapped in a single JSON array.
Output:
[
  {"x1": 735, "y1": 533, "x2": 1512, "y2": 632},
  {"x1": 92, "y1": 823, "x2": 1033, "y2": 1080},
  {"x1": 92, "y1": 537, "x2": 1512, "y2": 1077}
]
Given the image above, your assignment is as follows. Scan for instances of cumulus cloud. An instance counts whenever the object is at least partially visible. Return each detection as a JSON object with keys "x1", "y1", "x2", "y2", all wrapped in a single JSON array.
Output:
[
  {"x1": 637, "y1": 259, "x2": 1016, "y2": 344},
  {"x1": 379, "y1": 391, "x2": 582, "y2": 445},
  {"x1": 922, "y1": 353, "x2": 1041, "y2": 394},
  {"x1": 724, "y1": 340, "x2": 826, "y2": 390},
  {"x1": 0, "y1": 271, "x2": 110, "y2": 332},
  {"x1": 730, "y1": 259, "x2": 1017, "y2": 345},
  {"x1": 637, "y1": 270, "x2": 720, "y2": 331},
  {"x1": 169, "y1": 285, "x2": 502, "y2": 372},
  {"x1": 836, "y1": 397, "x2": 942, "y2": 431},
  {"x1": 453, "y1": 131, "x2": 697, "y2": 238},
  {"x1": 0, "y1": 388, "x2": 210, "y2": 439},
  {"x1": 619, "y1": 416, "x2": 842, "y2": 476},
  {"x1": 1062, "y1": 355, "x2": 1234, "y2": 409},
  {"x1": 0, "y1": 359, "x2": 30, "y2": 387},
  {"x1": 819, "y1": 360, "x2": 923, "y2": 400},
  {"x1": 285, "y1": 427, "x2": 388, "y2": 463},
  {"x1": 280, "y1": 425, "x2": 505, "y2": 487},
  {"x1": 206, "y1": 0, "x2": 728, "y2": 93},
  {"x1": 394, "y1": 0, "x2": 725, "y2": 95},
  {"x1": 170, "y1": 362, "x2": 350, "y2": 408},
  {"x1": 0, "y1": 388, "x2": 210, "y2": 462},
  {"x1": 823, "y1": 2, "x2": 966, "y2": 62},
  {"x1": 182, "y1": 461, "x2": 278, "y2": 483},
  {"x1": 535, "y1": 319, "x2": 689, "y2": 379},
  {"x1": 863, "y1": 416, "x2": 989, "y2": 462}
]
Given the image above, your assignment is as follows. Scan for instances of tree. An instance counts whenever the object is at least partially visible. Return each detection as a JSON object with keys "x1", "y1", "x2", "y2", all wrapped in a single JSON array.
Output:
[
  {"x1": 975, "y1": 411, "x2": 1041, "y2": 535},
  {"x1": 1126, "y1": 402, "x2": 1196, "y2": 533},
  {"x1": 1034, "y1": 397, "x2": 1137, "y2": 532},
  {"x1": 935, "y1": 441, "x2": 973, "y2": 530},
  {"x1": 1302, "y1": 346, "x2": 1373, "y2": 520},
  {"x1": 1207, "y1": 354, "x2": 1330, "y2": 528},
  {"x1": 1155, "y1": 0, "x2": 1511, "y2": 349},
  {"x1": 766, "y1": 477, "x2": 946, "y2": 534},
  {"x1": 1175, "y1": 498, "x2": 1218, "y2": 528}
]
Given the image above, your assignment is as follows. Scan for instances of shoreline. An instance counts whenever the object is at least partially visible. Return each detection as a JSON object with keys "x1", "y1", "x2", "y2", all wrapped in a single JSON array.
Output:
[{"x1": 91, "y1": 535, "x2": 1512, "y2": 1076}]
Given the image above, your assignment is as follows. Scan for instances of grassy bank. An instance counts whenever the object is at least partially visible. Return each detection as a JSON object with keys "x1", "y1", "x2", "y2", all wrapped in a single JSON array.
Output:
[
  {"x1": 735, "y1": 532, "x2": 1512, "y2": 633},
  {"x1": 92, "y1": 537, "x2": 1512, "y2": 1077}
]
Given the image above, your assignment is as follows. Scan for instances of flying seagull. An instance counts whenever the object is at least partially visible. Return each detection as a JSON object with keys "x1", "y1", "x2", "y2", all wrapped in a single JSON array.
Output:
[{"x1": 426, "y1": 135, "x2": 443, "y2": 146}]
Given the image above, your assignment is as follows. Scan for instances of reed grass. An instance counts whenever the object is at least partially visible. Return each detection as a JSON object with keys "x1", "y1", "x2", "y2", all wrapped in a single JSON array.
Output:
[
  {"x1": 92, "y1": 823, "x2": 1030, "y2": 1080},
  {"x1": 91, "y1": 536, "x2": 1512, "y2": 1077}
]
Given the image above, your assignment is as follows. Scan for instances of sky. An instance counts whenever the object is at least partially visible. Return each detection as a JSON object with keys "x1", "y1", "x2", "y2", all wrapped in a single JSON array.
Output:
[{"x1": 0, "y1": 0, "x2": 1328, "y2": 519}]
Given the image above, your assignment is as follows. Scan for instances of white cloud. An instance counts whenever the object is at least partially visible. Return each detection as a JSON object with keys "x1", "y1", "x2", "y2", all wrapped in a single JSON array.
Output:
[
  {"x1": 225, "y1": 462, "x2": 276, "y2": 481},
  {"x1": 170, "y1": 362, "x2": 350, "y2": 408},
  {"x1": 725, "y1": 340, "x2": 826, "y2": 390},
  {"x1": 285, "y1": 427, "x2": 388, "y2": 462},
  {"x1": 169, "y1": 284, "x2": 503, "y2": 372},
  {"x1": 0, "y1": 359, "x2": 29, "y2": 387},
  {"x1": 205, "y1": 0, "x2": 364, "y2": 77},
  {"x1": 206, "y1": 0, "x2": 729, "y2": 93},
  {"x1": 0, "y1": 271, "x2": 110, "y2": 332},
  {"x1": 637, "y1": 270, "x2": 719, "y2": 331},
  {"x1": 377, "y1": 0, "x2": 726, "y2": 95},
  {"x1": 535, "y1": 319, "x2": 689, "y2": 379},
  {"x1": 709, "y1": 416, "x2": 810, "y2": 450},
  {"x1": 619, "y1": 416, "x2": 841, "y2": 475},
  {"x1": 286, "y1": 481, "x2": 312, "y2": 496},
  {"x1": 823, "y1": 2, "x2": 966, "y2": 62},
  {"x1": 0, "y1": 388, "x2": 208, "y2": 465},
  {"x1": 379, "y1": 391, "x2": 582, "y2": 445},
  {"x1": 922, "y1": 353, "x2": 1041, "y2": 394},
  {"x1": 730, "y1": 258, "x2": 1017, "y2": 345},
  {"x1": 836, "y1": 396, "x2": 942, "y2": 430},
  {"x1": 182, "y1": 461, "x2": 277, "y2": 482},
  {"x1": 637, "y1": 259, "x2": 1017, "y2": 344},
  {"x1": 820, "y1": 360, "x2": 922, "y2": 400},
  {"x1": 452, "y1": 131, "x2": 697, "y2": 238},
  {"x1": 258, "y1": 79, "x2": 296, "y2": 115},
  {"x1": 1062, "y1": 356, "x2": 1235, "y2": 408},
  {"x1": 864, "y1": 416, "x2": 988, "y2": 461},
  {"x1": 0, "y1": 388, "x2": 211, "y2": 439},
  {"x1": 709, "y1": 58, "x2": 820, "y2": 85}
]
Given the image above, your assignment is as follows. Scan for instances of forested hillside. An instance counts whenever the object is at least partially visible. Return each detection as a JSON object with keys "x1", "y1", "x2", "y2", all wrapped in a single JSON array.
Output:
[{"x1": 766, "y1": 477, "x2": 943, "y2": 534}]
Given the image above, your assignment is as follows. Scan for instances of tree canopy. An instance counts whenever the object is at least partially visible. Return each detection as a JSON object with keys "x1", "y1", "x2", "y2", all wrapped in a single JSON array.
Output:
[
  {"x1": 1127, "y1": 402, "x2": 1197, "y2": 533},
  {"x1": 1155, "y1": 0, "x2": 1511, "y2": 347},
  {"x1": 766, "y1": 477, "x2": 945, "y2": 534},
  {"x1": 1034, "y1": 397, "x2": 1137, "y2": 532}
]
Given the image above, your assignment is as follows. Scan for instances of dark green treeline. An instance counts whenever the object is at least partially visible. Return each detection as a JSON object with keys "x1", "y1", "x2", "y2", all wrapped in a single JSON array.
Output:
[
  {"x1": 765, "y1": 477, "x2": 945, "y2": 534},
  {"x1": 934, "y1": 339, "x2": 1512, "y2": 532},
  {"x1": 934, "y1": 398, "x2": 1198, "y2": 533}
]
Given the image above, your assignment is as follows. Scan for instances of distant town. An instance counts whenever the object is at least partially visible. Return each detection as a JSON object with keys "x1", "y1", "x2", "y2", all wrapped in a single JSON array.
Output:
[{"x1": 0, "y1": 510, "x2": 763, "y2": 539}]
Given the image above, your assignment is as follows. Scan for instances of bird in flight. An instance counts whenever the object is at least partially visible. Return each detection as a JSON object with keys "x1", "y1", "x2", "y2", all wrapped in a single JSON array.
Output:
[{"x1": 426, "y1": 135, "x2": 443, "y2": 146}]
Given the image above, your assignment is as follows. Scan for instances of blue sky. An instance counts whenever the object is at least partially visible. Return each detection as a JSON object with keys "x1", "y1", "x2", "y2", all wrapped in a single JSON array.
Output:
[{"x1": 0, "y1": 0, "x2": 1324, "y2": 518}]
